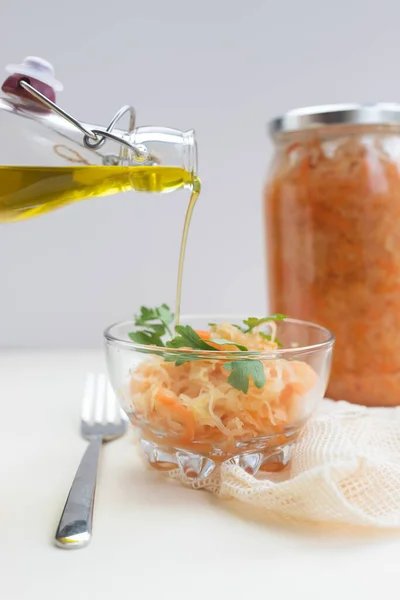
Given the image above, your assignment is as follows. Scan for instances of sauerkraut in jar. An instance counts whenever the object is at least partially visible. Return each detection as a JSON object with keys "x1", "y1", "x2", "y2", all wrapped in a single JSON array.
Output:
[{"x1": 265, "y1": 104, "x2": 400, "y2": 407}]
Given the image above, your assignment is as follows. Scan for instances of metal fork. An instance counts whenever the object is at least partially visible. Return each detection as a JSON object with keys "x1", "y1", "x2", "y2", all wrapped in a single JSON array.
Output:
[{"x1": 54, "y1": 373, "x2": 128, "y2": 549}]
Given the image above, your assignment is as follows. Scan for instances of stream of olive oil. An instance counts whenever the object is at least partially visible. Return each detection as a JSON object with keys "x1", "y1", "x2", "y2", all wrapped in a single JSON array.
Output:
[
  {"x1": 0, "y1": 165, "x2": 199, "y2": 323},
  {"x1": 174, "y1": 175, "x2": 200, "y2": 324}
]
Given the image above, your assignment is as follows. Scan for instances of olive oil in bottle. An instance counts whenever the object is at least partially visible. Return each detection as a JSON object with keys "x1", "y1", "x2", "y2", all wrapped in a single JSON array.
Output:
[{"x1": 0, "y1": 165, "x2": 193, "y2": 223}]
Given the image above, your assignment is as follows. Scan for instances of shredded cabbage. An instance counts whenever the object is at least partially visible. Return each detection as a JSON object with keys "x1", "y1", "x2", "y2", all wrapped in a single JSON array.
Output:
[{"x1": 127, "y1": 323, "x2": 317, "y2": 452}]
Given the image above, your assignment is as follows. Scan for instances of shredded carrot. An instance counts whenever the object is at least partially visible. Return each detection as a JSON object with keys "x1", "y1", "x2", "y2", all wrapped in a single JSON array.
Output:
[
  {"x1": 155, "y1": 389, "x2": 195, "y2": 441},
  {"x1": 194, "y1": 329, "x2": 225, "y2": 349},
  {"x1": 195, "y1": 329, "x2": 211, "y2": 340}
]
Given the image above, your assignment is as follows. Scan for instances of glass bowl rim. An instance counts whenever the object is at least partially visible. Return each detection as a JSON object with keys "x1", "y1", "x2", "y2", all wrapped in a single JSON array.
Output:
[{"x1": 104, "y1": 315, "x2": 335, "y2": 360}]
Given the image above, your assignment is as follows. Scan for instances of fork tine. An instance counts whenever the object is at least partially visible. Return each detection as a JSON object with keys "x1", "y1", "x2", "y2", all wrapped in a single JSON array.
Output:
[
  {"x1": 106, "y1": 381, "x2": 118, "y2": 423},
  {"x1": 94, "y1": 374, "x2": 107, "y2": 423},
  {"x1": 81, "y1": 373, "x2": 96, "y2": 424},
  {"x1": 106, "y1": 379, "x2": 129, "y2": 424}
]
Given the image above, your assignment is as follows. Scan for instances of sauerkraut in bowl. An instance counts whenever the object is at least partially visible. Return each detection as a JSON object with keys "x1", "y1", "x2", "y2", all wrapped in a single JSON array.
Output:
[{"x1": 104, "y1": 315, "x2": 334, "y2": 481}]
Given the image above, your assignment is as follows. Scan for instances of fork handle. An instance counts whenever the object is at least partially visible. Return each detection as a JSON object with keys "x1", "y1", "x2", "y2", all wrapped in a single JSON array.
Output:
[{"x1": 54, "y1": 436, "x2": 102, "y2": 549}]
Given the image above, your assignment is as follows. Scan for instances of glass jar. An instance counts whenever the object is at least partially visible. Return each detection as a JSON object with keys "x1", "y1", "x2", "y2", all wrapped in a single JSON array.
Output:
[{"x1": 264, "y1": 104, "x2": 400, "y2": 407}]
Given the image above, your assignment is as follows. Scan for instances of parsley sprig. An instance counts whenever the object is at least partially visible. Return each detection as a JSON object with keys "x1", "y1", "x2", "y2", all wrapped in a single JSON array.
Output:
[
  {"x1": 128, "y1": 305, "x2": 285, "y2": 394},
  {"x1": 166, "y1": 325, "x2": 217, "y2": 351},
  {"x1": 128, "y1": 304, "x2": 174, "y2": 346},
  {"x1": 240, "y1": 314, "x2": 286, "y2": 333}
]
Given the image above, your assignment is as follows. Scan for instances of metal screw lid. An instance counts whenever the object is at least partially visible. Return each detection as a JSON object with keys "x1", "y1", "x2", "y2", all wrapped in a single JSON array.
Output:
[{"x1": 269, "y1": 103, "x2": 400, "y2": 136}]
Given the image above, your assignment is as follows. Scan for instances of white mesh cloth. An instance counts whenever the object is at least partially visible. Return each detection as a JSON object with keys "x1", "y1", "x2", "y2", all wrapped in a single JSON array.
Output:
[{"x1": 169, "y1": 400, "x2": 400, "y2": 528}]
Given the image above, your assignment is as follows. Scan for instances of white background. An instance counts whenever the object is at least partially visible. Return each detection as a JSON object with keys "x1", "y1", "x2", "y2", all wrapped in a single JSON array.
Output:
[{"x1": 1, "y1": 0, "x2": 399, "y2": 348}]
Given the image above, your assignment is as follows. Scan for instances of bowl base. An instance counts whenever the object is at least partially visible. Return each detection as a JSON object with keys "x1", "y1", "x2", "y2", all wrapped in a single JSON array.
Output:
[{"x1": 140, "y1": 437, "x2": 295, "y2": 482}]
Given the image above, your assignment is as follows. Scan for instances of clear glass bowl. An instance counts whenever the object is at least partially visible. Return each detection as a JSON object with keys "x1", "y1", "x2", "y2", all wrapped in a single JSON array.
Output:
[{"x1": 104, "y1": 316, "x2": 334, "y2": 481}]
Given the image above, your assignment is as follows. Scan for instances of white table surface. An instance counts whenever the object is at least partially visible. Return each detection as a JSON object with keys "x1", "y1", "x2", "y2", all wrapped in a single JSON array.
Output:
[{"x1": 1, "y1": 350, "x2": 400, "y2": 600}]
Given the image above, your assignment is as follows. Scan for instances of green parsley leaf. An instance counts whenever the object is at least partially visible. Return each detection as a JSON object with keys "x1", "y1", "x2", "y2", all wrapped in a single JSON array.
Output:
[
  {"x1": 163, "y1": 354, "x2": 199, "y2": 366},
  {"x1": 259, "y1": 332, "x2": 283, "y2": 348},
  {"x1": 241, "y1": 317, "x2": 260, "y2": 330},
  {"x1": 140, "y1": 323, "x2": 164, "y2": 335},
  {"x1": 243, "y1": 314, "x2": 286, "y2": 333},
  {"x1": 157, "y1": 304, "x2": 174, "y2": 327},
  {"x1": 128, "y1": 330, "x2": 164, "y2": 346},
  {"x1": 134, "y1": 304, "x2": 174, "y2": 330},
  {"x1": 224, "y1": 360, "x2": 266, "y2": 394},
  {"x1": 210, "y1": 338, "x2": 248, "y2": 351},
  {"x1": 134, "y1": 306, "x2": 157, "y2": 326},
  {"x1": 166, "y1": 325, "x2": 216, "y2": 351}
]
